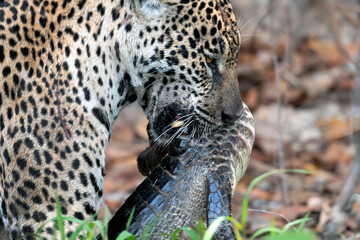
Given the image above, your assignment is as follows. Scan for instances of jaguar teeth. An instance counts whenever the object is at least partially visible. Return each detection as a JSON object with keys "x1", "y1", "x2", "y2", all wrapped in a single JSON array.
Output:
[{"x1": 172, "y1": 120, "x2": 184, "y2": 128}]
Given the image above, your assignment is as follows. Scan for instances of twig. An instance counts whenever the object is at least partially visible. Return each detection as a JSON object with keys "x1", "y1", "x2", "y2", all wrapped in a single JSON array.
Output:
[
  {"x1": 250, "y1": 0, "x2": 275, "y2": 48},
  {"x1": 274, "y1": 55, "x2": 291, "y2": 215},
  {"x1": 247, "y1": 208, "x2": 292, "y2": 225},
  {"x1": 336, "y1": 3, "x2": 360, "y2": 28},
  {"x1": 320, "y1": 0, "x2": 351, "y2": 60},
  {"x1": 323, "y1": 9, "x2": 360, "y2": 238},
  {"x1": 336, "y1": 2, "x2": 360, "y2": 13}
]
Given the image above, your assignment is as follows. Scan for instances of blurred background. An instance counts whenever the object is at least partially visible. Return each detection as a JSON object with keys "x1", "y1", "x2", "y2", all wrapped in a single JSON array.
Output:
[{"x1": 103, "y1": 0, "x2": 360, "y2": 239}]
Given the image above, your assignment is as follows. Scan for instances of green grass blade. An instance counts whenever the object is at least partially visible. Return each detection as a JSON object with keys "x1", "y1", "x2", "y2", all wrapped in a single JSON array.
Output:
[
  {"x1": 203, "y1": 216, "x2": 229, "y2": 240},
  {"x1": 196, "y1": 218, "x2": 205, "y2": 238},
  {"x1": 68, "y1": 220, "x2": 91, "y2": 240},
  {"x1": 228, "y1": 217, "x2": 243, "y2": 240},
  {"x1": 270, "y1": 218, "x2": 275, "y2": 236},
  {"x1": 339, "y1": 232, "x2": 347, "y2": 240},
  {"x1": 298, "y1": 212, "x2": 310, "y2": 232},
  {"x1": 283, "y1": 217, "x2": 312, "y2": 232},
  {"x1": 249, "y1": 227, "x2": 283, "y2": 240},
  {"x1": 241, "y1": 169, "x2": 312, "y2": 228},
  {"x1": 55, "y1": 192, "x2": 66, "y2": 240},
  {"x1": 90, "y1": 220, "x2": 108, "y2": 239},
  {"x1": 171, "y1": 229, "x2": 181, "y2": 240},
  {"x1": 180, "y1": 227, "x2": 200, "y2": 240},
  {"x1": 263, "y1": 231, "x2": 318, "y2": 240},
  {"x1": 115, "y1": 230, "x2": 136, "y2": 240},
  {"x1": 102, "y1": 206, "x2": 110, "y2": 240},
  {"x1": 87, "y1": 222, "x2": 95, "y2": 240},
  {"x1": 126, "y1": 207, "x2": 136, "y2": 230}
]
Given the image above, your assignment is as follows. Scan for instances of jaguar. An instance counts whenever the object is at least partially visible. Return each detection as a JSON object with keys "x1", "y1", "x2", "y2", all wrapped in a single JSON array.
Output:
[{"x1": 0, "y1": 0, "x2": 243, "y2": 239}]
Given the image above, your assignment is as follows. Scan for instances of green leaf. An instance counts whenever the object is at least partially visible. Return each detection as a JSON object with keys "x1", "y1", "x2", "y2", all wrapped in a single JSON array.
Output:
[
  {"x1": 283, "y1": 217, "x2": 312, "y2": 232},
  {"x1": 180, "y1": 227, "x2": 200, "y2": 240},
  {"x1": 196, "y1": 218, "x2": 205, "y2": 238},
  {"x1": 263, "y1": 231, "x2": 318, "y2": 240},
  {"x1": 87, "y1": 222, "x2": 95, "y2": 240},
  {"x1": 115, "y1": 230, "x2": 136, "y2": 240},
  {"x1": 102, "y1": 206, "x2": 110, "y2": 240},
  {"x1": 298, "y1": 212, "x2": 311, "y2": 232},
  {"x1": 203, "y1": 216, "x2": 228, "y2": 240},
  {"x1": 126, "y1": 207, "x2": 136, "y2": 230},
  {"x1": 249, "y1": 227, "x2": 283, "y2": 240},
  {"x1": 171, "y1": 229, "x2": 181, "y2": 240},
  {"x1": 55, "y1": 192, "x2": 66, "y2": 240}
]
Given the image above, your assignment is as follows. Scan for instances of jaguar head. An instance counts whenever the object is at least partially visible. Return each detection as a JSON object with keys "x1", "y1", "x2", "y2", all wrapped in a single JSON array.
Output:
[{"x1": 128, "y1": 0, "x2": 242, "y2": 147}]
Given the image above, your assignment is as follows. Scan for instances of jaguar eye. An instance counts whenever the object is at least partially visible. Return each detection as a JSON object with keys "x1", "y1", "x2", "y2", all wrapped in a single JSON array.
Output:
[{"x1": 206, "y1": 56, "x2": 214, "y2": 65}]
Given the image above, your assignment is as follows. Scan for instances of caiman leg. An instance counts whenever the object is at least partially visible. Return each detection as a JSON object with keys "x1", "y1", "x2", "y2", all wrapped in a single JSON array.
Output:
[
  {"x1": 137, "y1": 144, "x2": 167, "y2": 176},
  {"x1": 206, "y1": 166, "x2": 235, "y2": 240}
]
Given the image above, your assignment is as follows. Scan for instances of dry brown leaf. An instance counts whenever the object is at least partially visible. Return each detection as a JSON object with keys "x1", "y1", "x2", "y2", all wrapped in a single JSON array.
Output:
[
  {"x1": 318, "y1": 118, "x2": 351, "y2": 141},
  {"x1": 321, "y1": 143, "x2": 352, "y2": 170}
]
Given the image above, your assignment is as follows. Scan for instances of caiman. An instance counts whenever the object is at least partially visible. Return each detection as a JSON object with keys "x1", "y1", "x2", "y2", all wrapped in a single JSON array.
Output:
[{"x1": 106, "y1": 103, "x2": 255, "y2": 240}]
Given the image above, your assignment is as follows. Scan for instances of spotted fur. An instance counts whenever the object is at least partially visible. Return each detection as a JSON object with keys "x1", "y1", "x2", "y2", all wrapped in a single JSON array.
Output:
[{"x1": 0, "y1": 0, "x2": 242, "y2": 239}]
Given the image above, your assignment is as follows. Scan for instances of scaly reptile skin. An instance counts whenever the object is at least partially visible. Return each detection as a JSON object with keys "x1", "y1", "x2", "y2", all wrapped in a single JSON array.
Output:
[{"x1": 106, "y1": 104, "x2": 255, "y2": 240}]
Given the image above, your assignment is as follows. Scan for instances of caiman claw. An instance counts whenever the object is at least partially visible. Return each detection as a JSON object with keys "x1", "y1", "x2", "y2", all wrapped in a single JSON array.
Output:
[{"x1": 137, "y1": 145, "x2": 167, "y2": 176}]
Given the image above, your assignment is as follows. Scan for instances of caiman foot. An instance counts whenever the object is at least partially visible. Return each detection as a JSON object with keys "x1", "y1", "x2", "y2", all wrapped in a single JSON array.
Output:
[{"x1": 137, "y1": 145, "x2": 167, "y2": 176}]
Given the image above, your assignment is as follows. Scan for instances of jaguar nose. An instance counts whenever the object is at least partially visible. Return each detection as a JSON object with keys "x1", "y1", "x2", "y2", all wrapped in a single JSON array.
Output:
[{"x1": 221, "y1": 102, "x2": 243, "y2": 124}]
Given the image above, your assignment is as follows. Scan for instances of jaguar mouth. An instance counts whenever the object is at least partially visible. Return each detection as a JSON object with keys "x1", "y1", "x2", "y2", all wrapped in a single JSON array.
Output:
[
  {"x1": 149, "y1": 103, "x2": 220, "y2": 149},
  {"x1": 150, "y1": 103, "x2": 194, "y2": 145}
]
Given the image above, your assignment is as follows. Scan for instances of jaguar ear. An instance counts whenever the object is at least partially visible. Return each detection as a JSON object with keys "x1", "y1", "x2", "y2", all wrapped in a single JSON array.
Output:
[{"x1": 134, "y1": 0, "x2": 179, "y2": 17}]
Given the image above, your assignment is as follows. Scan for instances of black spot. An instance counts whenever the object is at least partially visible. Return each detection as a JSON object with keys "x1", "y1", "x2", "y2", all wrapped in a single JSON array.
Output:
[
  {"x1": 20, "y1": 1, "x2": 29, "y2": 11},
  {"x1": 32, "y1": 211, "x2": 46, "y2": 222},
  {"x1": 3, "y1": 149, "x2": 10, "y2": 165},
  {"x1": 24, "y1": 137, "x2": 34, "y2": 149},
  {"x1": 84, "y1": 202, "x2": 96, "y2": 215},
  {"x1": 12, "y1": 170, "x2": 20, "y2": 182},
  {"x1": 0, "y1": 45, "x2": 4, "y2": 62},
  {"x1": 125, "y1": 23, "x2": 132, "y2": 32},
  {"x1": 82, "y1": 153, "x2": 93, "y2": 167},
  {"x1": 111, "y1": 8, "x2": 119, "y2": 21},
  {"x1": 60, "y1": 180, "x2": 68, "y2": 191},
  {"x1": 79, "y1": 172, "x2": 88, "y2": 186},
  {"x1": 22, "y1": 225, "x2": 34, "y2": 236},
  {"x1": 72, "y1": 159, "x2": 80, "y2": 169},
  {"x1": 83, "y1": 87, "x2": 90, "y2": 101},
  {"x1": 73, "y1": 142, "x2": 80, "y2": 152},
  {"x1": 7, "y1": 107, "x2": 12, "y2": 119},
  {"x1": 13, "y1": 140, "x2": 22, "y2": 155},
  {"x1": 33, "y1": 150, "x2": 42, "y2": 165},
  {"x1": 21, "y1": 47, "x2": 29, "y2": 56},
  {"x1": 29, "y1": 167, "x2": 41, "y2": 178},
  {"x1": 74, "y1": 212, "x2": 84, "y2": 220},
  {"x1": 32, "y1": 195, "x2": 42, "y2": 204},
  {"x1": 44, "y1": 150, "x2": 52, "y2": 163},
  {"x1": 16, "y1": 157, "x2": 26, "y2": 170},
  {"x1": 2, "y1": 66, "x2": 11, "y2": 77},
  {"x1": 55, "y1": 161, "x2": 64, "y2": 171},
  {"x1": 90, "y1": 173, "x2": 100, "y2": 196},
  {"x1": 23, "y1": 180, "x2": 36, "y2": 190},
  {"x1": 92, "y1": 108, "x2": 110, "y2": 132}
]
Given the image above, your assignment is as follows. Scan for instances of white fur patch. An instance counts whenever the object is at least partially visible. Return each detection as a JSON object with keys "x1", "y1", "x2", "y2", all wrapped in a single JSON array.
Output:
[{"x1": 140, "y1": 0, "x2": 168, "y2": 17}]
